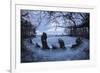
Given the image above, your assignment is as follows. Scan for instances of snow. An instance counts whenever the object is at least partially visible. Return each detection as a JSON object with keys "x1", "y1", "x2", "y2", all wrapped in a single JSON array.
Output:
[{"x1": 22, "y1": 36, "x2": 89, "y2": 62}]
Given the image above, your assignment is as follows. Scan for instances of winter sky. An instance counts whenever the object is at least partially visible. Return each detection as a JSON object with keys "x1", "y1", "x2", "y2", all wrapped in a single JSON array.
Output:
[{"x1": 21, "y1": 10, "x2": 86, "y2": 35}]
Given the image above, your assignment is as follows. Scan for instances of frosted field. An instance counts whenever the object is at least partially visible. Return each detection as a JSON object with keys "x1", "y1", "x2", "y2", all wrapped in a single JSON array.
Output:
[{"x1": 21, "y1": 36, "x2": 89, "y2": 62}]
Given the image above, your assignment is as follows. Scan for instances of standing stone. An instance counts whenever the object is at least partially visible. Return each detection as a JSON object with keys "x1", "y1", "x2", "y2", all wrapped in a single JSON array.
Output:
[
  {"x1": 41, "y1": 32, "x2": 49, "y2": 49},
  {"x1": 58, "y1": 38, "x2": 65, "y2": 49}
]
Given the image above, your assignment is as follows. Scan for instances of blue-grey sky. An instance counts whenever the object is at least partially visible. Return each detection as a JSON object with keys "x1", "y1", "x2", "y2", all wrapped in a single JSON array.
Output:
[{"x1": 21, "y1": 10, "x2": 88, "y2": 35}]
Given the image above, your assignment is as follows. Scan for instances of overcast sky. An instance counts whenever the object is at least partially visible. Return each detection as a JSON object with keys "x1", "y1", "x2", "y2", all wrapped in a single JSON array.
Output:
[{"x1": 21, "y1": 10, "x2": 87, "y2": 35}]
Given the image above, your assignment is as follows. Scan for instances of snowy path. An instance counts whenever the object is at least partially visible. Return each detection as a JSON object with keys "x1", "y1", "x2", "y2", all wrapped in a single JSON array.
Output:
[{"x1": 23, "y1": 36, "x2": 89, "y2": 62}]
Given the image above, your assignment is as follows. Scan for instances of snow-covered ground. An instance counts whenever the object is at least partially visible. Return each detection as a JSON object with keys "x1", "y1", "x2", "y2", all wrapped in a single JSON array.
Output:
[{"x1": 21, "y1": 36, "x2": 89, "y2": 62}]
